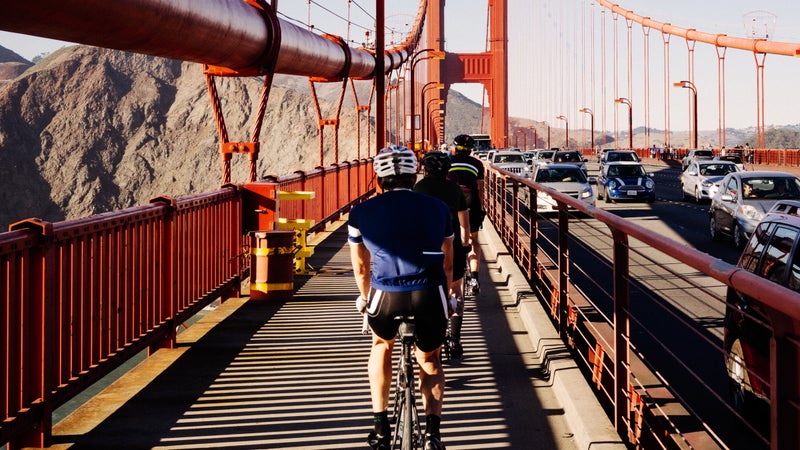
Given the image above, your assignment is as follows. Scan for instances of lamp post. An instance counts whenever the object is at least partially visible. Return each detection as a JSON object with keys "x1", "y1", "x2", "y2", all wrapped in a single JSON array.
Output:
[
  {"x1": 615, "y1": 98, "x2": 633, "y2": 149},
  {"x1": 429, "y1": 110, "x2": 443, "y2": 148},
  {"x1": 579, "y1": 107, "x2": 594, "y2": 150},
  {"x1": 424, "y1": 99, "x2": 444, "y2": 151},
  {"x1": 674, "y1": 80, "x2": 698, "y2": 149},
  {"x1": 409, "y1": 49, "x2": 445, "y2": 151},
  {"x1": 513, "y1": 128, "x2": 527, "y2": 149},
  {"x1": 556, "y1": 115, "x2": 569, "y2": 149},
  {"x1": 527, "y1": 126, "x2": 537, "y2": 149}
]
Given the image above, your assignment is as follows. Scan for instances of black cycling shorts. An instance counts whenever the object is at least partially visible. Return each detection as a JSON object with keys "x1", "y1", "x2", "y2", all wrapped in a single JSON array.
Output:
[{"x1": 366, "y1": 285, "x2": 449, "y2": 352}]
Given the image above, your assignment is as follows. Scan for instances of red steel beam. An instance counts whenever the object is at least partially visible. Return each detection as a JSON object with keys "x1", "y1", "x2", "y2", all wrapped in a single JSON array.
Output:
[{"x1": 0, "y1": 0, "x2": 426, "y2": 79}]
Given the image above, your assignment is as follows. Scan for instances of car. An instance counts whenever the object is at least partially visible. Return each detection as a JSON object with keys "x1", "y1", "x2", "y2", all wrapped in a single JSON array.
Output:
[
  {"x1": 490, "y1": 150, "x2": 530, "y2": 178},
  {"x1": 530, "y1": 163, "x2": 596, "y2": 212},
  {"x1": 596, "y1": 161, "x2": 656, "y2": 203},
  {"x1": 709, "y1": 171, "x2": 800, "y2": 248},
  {"x1": 679, "y1": 160, "x2": 739, "y2": 202},
  {"x1": 714, "y1": 154, "x2": 746, "y2": 171},
  {"x1": 599, "y1": 150, "x2": 640, "y2": 171},
  {"x1": 723, "y1": 200, "x2": 800, "y2": 427},
  {"x1": 552, "y1": 150, "x2": 587, "y2": 173},
  {"x1": 596, "y1": 147, "x2": 615, "y2": 163},
  {"x1": 680, "y1": 149, "x2": 714, "y2": 171},
  {"x1": 529, "y1": 149, "x2": 555, "y2": 166}
]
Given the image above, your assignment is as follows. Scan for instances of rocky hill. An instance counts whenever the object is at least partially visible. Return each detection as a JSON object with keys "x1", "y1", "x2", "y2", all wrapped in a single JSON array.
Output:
[{"x1": 0, "y1": 45, "x2": 488, "y2": 229}]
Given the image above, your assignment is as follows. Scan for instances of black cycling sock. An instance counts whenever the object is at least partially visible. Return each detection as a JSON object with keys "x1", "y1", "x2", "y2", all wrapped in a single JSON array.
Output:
[
  {"x1": 470, "y1": 271, "x2": 478, "y2": 279},
  {"x1": 425, "y1": 414, "x2": 441, "y2": 435},
  {"x1": 373, "y1": 411, "x2": 389, "y2": 435}
]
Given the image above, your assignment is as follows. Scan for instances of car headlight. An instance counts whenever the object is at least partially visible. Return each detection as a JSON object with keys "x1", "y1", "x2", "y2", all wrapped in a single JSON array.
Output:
[
  {"x1": 580, "y1": 187, "x2": 593, "y2": 199},
  {"x1": 645, "y1": 178, "x2": 655, "y2": 189},
  {"x1": 608, "y1": 180, "x2": 618, "y2": 189},
  {"x1": 738, "y1": 205, "x2": 763, "y2": 221},
  {"x1": 701, "y1": 179, "x2": 714, "y2": 187}
]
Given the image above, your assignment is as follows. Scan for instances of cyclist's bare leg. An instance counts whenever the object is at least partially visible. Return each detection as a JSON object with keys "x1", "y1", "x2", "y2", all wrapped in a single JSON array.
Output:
[
  {"x1": 368, "y1": 335, "x2": 395, "y2": 412},
  {"x1": 468, "y1": 230, "x2": 480, "y2": 274},
  {"x1": 415, "y1": 347, "x2": 444, "y2": 416}
]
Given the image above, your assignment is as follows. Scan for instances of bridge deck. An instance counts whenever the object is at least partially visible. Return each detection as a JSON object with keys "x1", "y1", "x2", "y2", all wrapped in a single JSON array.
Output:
[{"x1": 49, "y1": 220, "x2": 621, "y2": 450}]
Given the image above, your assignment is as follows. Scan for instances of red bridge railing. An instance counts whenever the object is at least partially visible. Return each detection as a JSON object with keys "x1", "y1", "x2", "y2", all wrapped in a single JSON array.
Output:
[{"x1": 0, "y1": 159, "x2": 373, "y2": 449}]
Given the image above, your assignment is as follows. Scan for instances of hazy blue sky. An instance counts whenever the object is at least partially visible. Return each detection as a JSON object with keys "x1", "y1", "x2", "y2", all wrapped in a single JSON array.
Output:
[{"x1": 2, "y1": 0, "x2": 799, "y2": 133}]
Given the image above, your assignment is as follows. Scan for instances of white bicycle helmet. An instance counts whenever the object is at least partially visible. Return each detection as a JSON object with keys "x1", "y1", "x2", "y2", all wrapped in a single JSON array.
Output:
[{"x1": 374, "y1": 145, "x2": 417, "y2": 177}]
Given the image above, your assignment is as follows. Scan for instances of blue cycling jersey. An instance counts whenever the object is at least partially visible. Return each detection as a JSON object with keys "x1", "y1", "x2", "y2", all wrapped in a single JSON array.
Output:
[{"x1": 348, "y1": 189, "x2": 453, "y2": 292}]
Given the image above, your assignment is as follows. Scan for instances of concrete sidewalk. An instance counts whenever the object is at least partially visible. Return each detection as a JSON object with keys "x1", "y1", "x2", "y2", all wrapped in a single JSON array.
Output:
[{"x1": 477, "y1": 221, "x2": 626, "y2": 450}]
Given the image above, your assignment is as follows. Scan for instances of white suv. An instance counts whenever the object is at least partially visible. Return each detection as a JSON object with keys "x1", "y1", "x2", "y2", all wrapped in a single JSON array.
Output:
[{"x1": 491, "y1": 150, "x2": 530, "y2": 178}]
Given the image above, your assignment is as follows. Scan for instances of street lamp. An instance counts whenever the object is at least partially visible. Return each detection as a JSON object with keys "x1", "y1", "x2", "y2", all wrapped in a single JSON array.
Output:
[
  {"x1": 514, "y1": 128, "x2": 527, "y2": 149},
  {"x1": 579, "y1": 107, "x2": 594, "y2": 150},
  {"x1": 674, "y1": 80, "x2": 698, "y2": 149},
  {"x1": 527, "y1": 126, "x2": 537, "y2": 149},
  {"x1": 556, "y1": 115, "x2": 569, "y2": 149},
  {"x1": 409, "y1": 49, "x2": 445, "y2": 151},
  {"x1": 424, "y1": 99, "x2": 444, "y2": 151},
  {"x1": 614, "y1": 98, "x2": 633, "y2": 149}
]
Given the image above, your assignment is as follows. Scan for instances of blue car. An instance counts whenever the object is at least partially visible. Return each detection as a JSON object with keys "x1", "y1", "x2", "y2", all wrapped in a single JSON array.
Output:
[{"x1": 597, "y1": 161, "x2": 656, "y2": 203}]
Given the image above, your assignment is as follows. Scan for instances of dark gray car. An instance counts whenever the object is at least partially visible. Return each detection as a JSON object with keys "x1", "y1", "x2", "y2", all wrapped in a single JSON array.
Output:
[{"x1": 709, "y1": 171, "x2": 800, "y2": 248}]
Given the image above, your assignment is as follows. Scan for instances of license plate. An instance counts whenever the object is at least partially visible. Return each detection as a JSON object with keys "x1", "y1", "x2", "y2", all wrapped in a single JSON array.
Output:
[{"x1": 626, "y1": 190, "x2": 638, "y2": 196}]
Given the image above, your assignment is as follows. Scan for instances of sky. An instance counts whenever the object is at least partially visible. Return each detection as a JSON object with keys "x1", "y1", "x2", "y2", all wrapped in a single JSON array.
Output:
[{"x1": 2, "y1": 1, "x2": 799, "y2": 136}]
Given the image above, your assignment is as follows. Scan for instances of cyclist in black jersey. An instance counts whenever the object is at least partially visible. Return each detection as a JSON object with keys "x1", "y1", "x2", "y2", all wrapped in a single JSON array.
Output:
[
  {"x1": 414, "y1": 151, "x2": 471, "y2": 358},
  {"x1": 446, "y1": 134, "x2": 485, "y2": 295},
  {"x1": 350, "y1": 146, "x2": 453, "y2": 450}
]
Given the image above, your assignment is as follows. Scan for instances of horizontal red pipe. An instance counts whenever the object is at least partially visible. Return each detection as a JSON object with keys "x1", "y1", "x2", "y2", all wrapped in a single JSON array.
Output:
[{"x1": 0, "y1": 0, "x2": 424, "y2": 78}]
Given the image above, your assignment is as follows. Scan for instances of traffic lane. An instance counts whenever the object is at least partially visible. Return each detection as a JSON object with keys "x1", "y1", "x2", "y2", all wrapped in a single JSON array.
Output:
[
  {"x1": 528, "y1": 212, "x2": 757, "y2": 448},
  {"x1": 602, "y1": 163, "x2": 743, "y2": 265}
]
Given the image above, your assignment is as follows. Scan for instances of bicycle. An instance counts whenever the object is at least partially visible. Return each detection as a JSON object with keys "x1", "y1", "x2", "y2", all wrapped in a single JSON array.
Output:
[
  {"x1": 360, "y1": 314, "x2": 432, "y2": 450},
  {"x1": 391, "y1": 315, "x2": 425, "y2": 450}
]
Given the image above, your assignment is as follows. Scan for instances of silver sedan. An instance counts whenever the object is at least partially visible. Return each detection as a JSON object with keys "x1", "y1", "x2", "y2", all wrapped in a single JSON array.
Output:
[{"x1": 680, "y1": 160, "x2": 739, "y2": 202}]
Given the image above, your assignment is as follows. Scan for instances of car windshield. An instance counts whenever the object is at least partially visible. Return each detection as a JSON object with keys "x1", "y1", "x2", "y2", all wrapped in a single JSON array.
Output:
[
  {"x1": 741, "y1": 177, "x2": 800, "y2": 199},
  {"x1": 718, "y1": 155, "x2": 743, "y2": 164},
  {"x1": 536, "y1": 151, "x2": 555, "y2": 159},
  {"x1": 554, "y1": 152, "x2": 581, "y2": 163},
  {"x1": 693, "y1": 150, "x2": 713, "y2": 158},
  {"x1": 606, "y1": 152, "x2": 637, "y2": 163},
  {"x1": 494, "y1": 154, "x2": 525, "y2": 163},
  {"x1": 607, "y1": 165, "x2": 646, "y2": 178},
  {"x1": 698, "y1": 163, "x2": 737, "y2": 176},
  {"x1": 536, "y1": 167, "x2": 587, "y2": 183}
]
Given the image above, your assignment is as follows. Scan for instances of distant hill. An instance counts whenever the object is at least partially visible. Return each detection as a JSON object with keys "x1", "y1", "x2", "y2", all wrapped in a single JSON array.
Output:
[
  {"x1": 0, "y1": 44, "x2": 485, "y2": 228},
  {"x1": 0, "y1": 46, "x2": 32, "y2": 81}
]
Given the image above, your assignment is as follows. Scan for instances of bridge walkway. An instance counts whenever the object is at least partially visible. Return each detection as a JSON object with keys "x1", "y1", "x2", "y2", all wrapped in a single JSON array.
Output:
[{"x1": 48, "y1": 219, "x2": 623, "y2": 450}]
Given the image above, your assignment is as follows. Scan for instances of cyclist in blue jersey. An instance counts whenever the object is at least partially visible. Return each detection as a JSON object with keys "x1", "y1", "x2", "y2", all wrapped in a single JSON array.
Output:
[
  {"x1": 446, "y1": 134, "x2": 485, "y2": 295},
  {"x1": 350, "y1": 146, "x2": 453, "y2": 450}
]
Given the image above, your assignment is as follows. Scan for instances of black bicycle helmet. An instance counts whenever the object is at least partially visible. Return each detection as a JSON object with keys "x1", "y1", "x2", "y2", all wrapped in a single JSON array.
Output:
[
  {"x1": 453, "y1": 134, "x2": 475, "y2": 153},
  {"x1": 420, "y1": 151, "x2": 452, "y2": 177}
]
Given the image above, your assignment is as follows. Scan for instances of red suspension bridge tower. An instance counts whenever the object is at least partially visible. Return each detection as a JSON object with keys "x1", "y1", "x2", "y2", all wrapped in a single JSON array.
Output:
[{"x1": 426, "y1": 0, "x2": 509, "y2": 149}]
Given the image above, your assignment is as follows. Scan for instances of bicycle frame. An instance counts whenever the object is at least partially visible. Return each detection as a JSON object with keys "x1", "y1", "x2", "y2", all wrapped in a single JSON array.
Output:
[{"x1": 392, "y1": 318, "x2": 424, "y2": 450}]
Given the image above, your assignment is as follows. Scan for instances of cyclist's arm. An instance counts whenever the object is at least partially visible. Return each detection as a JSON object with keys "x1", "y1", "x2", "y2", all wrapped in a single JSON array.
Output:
[
  {"x1": 457, "y1": 209, "x2": 471, "y2": 247},
  {"x1": 349, "y1": 241, "x2": 372, "y2": 298},
  {"x1": 442, "y1": 236, "x2": 454, "y2": 288}
]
